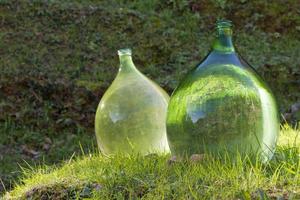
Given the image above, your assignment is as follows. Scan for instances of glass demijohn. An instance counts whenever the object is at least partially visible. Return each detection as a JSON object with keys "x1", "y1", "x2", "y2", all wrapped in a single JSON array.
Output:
[
  {"x1": 95, "y1": 48, "x2": 170, "y2": 155},
  {"x1": 166, "y1": 20, "x2": 279, "y2": 161}
]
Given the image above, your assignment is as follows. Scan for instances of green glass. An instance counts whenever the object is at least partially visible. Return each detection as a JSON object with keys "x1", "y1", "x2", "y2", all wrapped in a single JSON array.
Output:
[
  {"x1": 95, "y1": 48, "x2": 170, "y2": 155},
  {"x1": 167, "y1": 20, "x2": 279, "y2": 161}
]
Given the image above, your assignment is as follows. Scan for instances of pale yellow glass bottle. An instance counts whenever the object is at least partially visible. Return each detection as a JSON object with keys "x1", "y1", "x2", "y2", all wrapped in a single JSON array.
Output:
[{"x1": 95, "y1": 48, "x2": 170, "y2": 155}]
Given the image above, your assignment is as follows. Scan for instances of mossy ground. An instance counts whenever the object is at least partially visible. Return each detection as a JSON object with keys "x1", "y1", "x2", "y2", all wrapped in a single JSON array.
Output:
[
  {"x1": 4, "y1": 125, "x2": 300, "y2": 199},
  {"x1": 0, "y1": 0, "x2": 299, "y2": 196}
]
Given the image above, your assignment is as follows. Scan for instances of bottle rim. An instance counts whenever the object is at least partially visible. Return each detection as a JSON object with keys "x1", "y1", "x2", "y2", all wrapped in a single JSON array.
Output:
[
  {"x1": 118, "y1": 48, "x2": 132, "y2": 56},
  {"x1": 216, "y1": 19, "x2": 233, "y2": 29}
]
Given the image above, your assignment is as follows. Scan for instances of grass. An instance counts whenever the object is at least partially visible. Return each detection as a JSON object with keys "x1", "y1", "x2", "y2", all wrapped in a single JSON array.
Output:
[
  {"x1": 0, "y1": 0, "x2": 299, "y2": 196},
  {"x1": 0, "y1": 120, "x2": 96, "y2": 193},
  {"x1": 3, "y1": 124, "x2": 299, "y2": 199}
]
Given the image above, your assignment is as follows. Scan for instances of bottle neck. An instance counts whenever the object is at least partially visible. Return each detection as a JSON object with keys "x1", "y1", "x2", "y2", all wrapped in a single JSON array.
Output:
[
  {"x1": 212, "y1": 22, "x2": 235, "y2": 53},
  {"x1": 119, "y1": 55, "x2": 136, "y2": 72}
]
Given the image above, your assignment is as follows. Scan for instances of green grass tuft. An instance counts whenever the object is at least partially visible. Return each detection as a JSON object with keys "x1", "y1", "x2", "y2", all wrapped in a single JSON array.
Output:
[{"x1": 4, "y1": 125, "x2": 299, "y2": 199}]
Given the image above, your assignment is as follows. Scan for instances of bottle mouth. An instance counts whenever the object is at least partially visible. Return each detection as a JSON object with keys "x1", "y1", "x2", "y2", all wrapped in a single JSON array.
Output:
[
  {"x1": 216, "y1": 19, "x2": 233, "y2": 29},
  {"x1": 118, "y1": 48, "x2": 132, "y2": 56},
  {"x1": 216, "y1": 19, "x2": 233, "y2": 36}
]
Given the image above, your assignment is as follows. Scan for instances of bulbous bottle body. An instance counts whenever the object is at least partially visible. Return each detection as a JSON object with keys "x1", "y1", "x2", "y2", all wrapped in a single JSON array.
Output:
[
  {"x1": 95, "y1": 49, "x2": 170, "y2": 155},
  {"x1": 166, "y1": 21, "x2": 279, "y2": 161}
]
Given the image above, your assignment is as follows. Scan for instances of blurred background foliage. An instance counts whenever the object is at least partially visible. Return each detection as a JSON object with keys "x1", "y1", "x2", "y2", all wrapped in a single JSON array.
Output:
[{"x1": 0, "y1": 0, "x2": 299, "y2": 194}]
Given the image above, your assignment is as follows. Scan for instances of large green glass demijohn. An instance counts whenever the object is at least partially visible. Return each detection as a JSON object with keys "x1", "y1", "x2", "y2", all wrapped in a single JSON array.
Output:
[
  {"x1": 95, "y1": 48, "x2": 170, "y2": 155},
  {"x1": 166, "y1": 20, "x2": 279, "y2": 161}
]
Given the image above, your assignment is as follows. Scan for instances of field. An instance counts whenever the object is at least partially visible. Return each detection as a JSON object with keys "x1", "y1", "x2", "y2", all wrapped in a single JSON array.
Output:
[
  {"x1": 0, "y1": 0, "x2": 299, "y2": 198},
  {"x1": 5, "y1": 125, "x2": 300, "y2": 199}
]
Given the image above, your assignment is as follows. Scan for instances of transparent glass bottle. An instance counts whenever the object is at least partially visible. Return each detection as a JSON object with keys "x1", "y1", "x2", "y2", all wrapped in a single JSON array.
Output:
[
  {"x1": 166, "y1": 20, "x2": 279, "y2": 161},
  {"x1": 95, "y1": 48, "x2": 170, "y2": 155}
]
